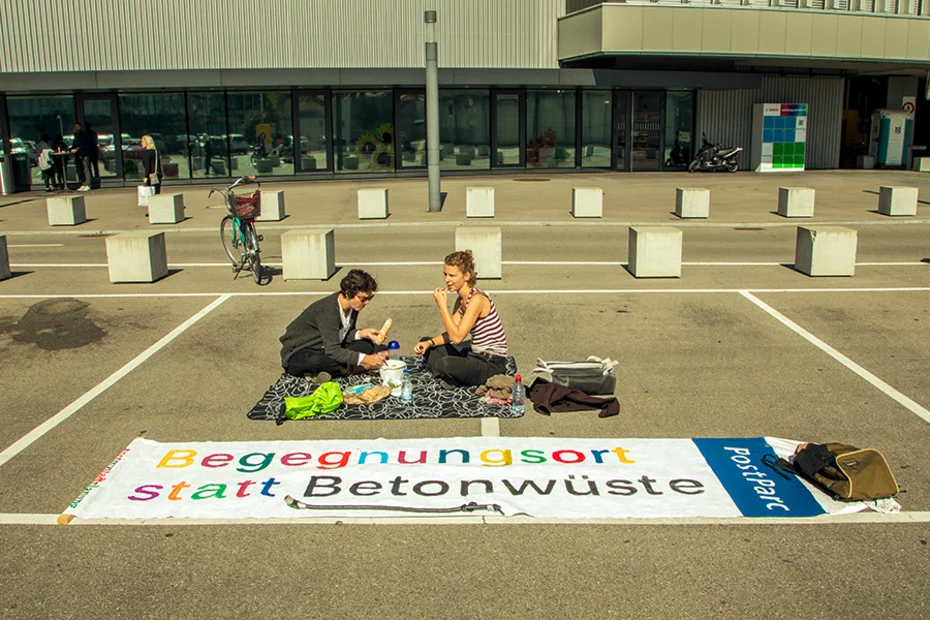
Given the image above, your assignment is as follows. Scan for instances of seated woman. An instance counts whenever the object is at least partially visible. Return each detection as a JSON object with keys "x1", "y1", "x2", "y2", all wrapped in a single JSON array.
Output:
[
  {"x1": 413, "y1": 250, "x2": 509, "y2": 387},
  {"x1": 279, "y1": 269, "x2": 387, "y2": 382}
]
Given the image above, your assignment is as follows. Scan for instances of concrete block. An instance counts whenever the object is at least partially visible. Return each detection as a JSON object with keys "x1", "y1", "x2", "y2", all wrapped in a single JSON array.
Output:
[
  {"x1": 455, "y1": 227, "x2": 502, "y2": 279},
  {"x1": 148, "y1": 193, "x2": 185, "y2": 224},
  {"x1": 46, "y1": 195, "x2": 86, "y2": 226},
  {"x1": 572, "y1": 187, "x2": 603, "y2": 218},
  {"x1": 0, "y1": 235, "x2": 9, "y2": 281},
  {"x1": 777, "y1": 187, "x2": 815, "y2": 218},
  {"x1": 302, "y1": 156, "x2": 317, "y2": 171},
  {"x1": 878, "y1": 186, "x2": 918, "y2": 216},
  {"x1": 455, "y1": 153, "x2": 473, "y2": 166},
  {"x1": 343, "y1": 155, "x2": 359, "y2": 170},
  {"x1": 477, "y1": 145, "x2": 490, "y2": 157},
  {"x1": 628, "y1": 226, "x2": 682, "y2": 278},
  {"x1": 282, "y1": 229, "x2": 335, "y2": 280},
  {"x1": 105, "y1": 231, "x2": 168, "y2": 283},
  {"x1": 466, "y1": 187, "x2": 495, "y2": 218},
  {"x1": 794, "y1": 226, "x2": 857, "y2": 277},
  {"x1": 255, "y1": 159, "x2": 273, "y2": 173},
  {"x1": 358, "y1": 188, "x2": 389, "y2": 219},
  {"x1": 915, "y1": 157, "x2": 930, "y2": 172},
  {"x1": 675, "y1": 188, "x2": 710, "y2": 219},
  {"x1": 211, "y1": 159, "x2": 227, "y2": 175},
  {"x1": 256, "y1": 190, "x2": 285, "y2": 221},
  {"x1": 857, "y1": 155, "x2": 875, "y2": 169}
]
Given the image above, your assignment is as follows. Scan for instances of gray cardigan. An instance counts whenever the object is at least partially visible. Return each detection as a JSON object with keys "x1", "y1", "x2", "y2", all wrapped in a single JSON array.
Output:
[{"x1": 279, "y1": 292, "x2": 359, "y2": 367}]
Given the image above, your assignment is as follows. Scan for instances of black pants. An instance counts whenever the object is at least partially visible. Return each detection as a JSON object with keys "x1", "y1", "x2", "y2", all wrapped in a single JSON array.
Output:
[
  {"x1": 423, "y1": 338, "x2": 507, "y2": 387},
  {"x1": 52, "y1": 158, "x2": 65, "y2": 189},
  {"x1": 285, "y1": 340, "x2": 386, "y2": 378}
]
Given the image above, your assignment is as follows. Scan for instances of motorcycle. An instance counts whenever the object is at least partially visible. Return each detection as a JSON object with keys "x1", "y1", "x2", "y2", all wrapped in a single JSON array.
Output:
[
  {"x1": 664, "y1": 140, "x2": 689, "y2": 168},
  {"x1": 688, "y1": 135, "x2": 742, "y2": 173}
]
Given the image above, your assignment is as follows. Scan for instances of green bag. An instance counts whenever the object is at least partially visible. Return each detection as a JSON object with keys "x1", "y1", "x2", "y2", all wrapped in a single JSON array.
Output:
[{"x1": 283, "y1": 382, "x2": 344, "y2": 420}]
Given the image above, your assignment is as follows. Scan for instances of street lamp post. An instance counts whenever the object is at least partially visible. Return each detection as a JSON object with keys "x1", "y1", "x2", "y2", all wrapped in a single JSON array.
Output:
[{"x1": 425, "y1": 10, "x2": 441, "y2": 212}]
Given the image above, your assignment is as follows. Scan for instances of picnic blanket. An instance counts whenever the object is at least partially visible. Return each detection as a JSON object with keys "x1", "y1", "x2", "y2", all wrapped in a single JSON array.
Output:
[{"x1": 248, "y1": 355, "x2": 521, "y2": 423}]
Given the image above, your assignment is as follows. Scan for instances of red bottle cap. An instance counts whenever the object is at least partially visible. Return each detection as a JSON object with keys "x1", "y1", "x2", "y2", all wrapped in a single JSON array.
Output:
[{"x1": 515, "y1": 375, "x2": 521, "y2": 382}]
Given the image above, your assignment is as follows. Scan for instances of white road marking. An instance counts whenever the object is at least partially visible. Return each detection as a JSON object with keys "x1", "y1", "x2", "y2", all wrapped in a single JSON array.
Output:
[
  {"x1": 481, "y1": 417, "x2": 501, "y2": 437},
  {"x1": 3, "y1": 511, "x2": 930, "y2": 526},
  {"x1": 740, "y1": 291, "x2": 930, "y2": 423},
  {"x1": 9, "y1": 260, "x2": 927, "y2": 269},
  {"x1": 2, "y1": 287, "x2": 930, "y2": 300},
  {"x1": 0, "y1": 295, "x2": 231, "y2": 468}
]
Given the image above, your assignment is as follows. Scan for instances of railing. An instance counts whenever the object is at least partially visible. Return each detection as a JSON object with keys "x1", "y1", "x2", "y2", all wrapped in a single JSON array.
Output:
[{"x1": 566, "y1": 0, "x2": 928, "y2": 17}]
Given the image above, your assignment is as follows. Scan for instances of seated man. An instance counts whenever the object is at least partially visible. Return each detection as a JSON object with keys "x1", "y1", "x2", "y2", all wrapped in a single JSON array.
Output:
[{"x1": 279, "y1": 269, "x2": 387, "y2": 382}]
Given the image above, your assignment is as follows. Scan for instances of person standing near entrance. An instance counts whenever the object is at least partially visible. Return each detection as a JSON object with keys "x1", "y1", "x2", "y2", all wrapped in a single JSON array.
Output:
[
  {"x1": 36, "y1": 135, "x2": 54, "y2": 192},
  {"x1": 86, "y1": 122, "x2": 100, "y2": 182},
  {"x1": 70, "y1": 122, "x2": 93, "y2": 191},
  {"x1": 51, "y1": 134, "x2": 67, "y2": 190},
  {"x1": 141, "y1": 135, "x2": 163, "y2": 194}
]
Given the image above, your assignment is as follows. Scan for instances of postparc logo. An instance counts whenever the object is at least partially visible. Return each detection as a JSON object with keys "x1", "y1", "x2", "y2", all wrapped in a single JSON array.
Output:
[{"x1": 62, "y1": 437, "x2": 857, "y2": 520}]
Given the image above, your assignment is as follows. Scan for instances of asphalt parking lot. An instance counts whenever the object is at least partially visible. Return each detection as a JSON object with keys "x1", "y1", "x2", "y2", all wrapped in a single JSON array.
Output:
[{"x1": 1, "y1": 171, "x2": 930, "y2": 618}]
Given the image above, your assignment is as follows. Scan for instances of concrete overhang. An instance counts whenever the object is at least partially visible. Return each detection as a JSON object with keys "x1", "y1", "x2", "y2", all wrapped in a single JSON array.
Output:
[{"x1": 559, "y1": 3, "x2": 930, "y2": 71}]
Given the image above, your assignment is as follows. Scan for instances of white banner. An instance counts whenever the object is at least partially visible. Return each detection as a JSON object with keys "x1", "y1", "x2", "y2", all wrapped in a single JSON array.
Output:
[{"x1": 65, "y1": 437, "x2": 866, "y2": 520}]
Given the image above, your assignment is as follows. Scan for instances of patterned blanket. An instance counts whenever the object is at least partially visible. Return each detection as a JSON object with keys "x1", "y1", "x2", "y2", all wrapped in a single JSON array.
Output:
[{"x1": 248, "y1": 355, "x2": 522, "y2": 423}]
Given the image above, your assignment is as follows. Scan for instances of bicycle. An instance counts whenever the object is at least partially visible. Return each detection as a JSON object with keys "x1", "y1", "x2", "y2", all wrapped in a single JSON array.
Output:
[{"x1": 210, "y1": 175, "x2": 265, "y2": 284}]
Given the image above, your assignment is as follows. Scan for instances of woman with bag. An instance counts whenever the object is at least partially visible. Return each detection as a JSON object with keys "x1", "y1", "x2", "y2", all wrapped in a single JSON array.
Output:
[
  {"x1": 414, "y1": 250, "x2": 509, "y2": 387},
  {"x1": 141, "y1": 134, "x2": 163, "y2": 195}
]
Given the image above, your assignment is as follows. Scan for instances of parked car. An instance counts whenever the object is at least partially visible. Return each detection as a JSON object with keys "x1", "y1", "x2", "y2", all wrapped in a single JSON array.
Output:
[{"x1": 229, "y1": 133, "x2": 249, "y2": 155}]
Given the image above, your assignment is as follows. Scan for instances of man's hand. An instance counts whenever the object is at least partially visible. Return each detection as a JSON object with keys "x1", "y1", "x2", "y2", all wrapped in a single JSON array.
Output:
[
  {"x1": 433, "y1": 287, "x2": 448, "y2": 308},
  {"x1": 357, "y1": 328, "x2": 381, "y2": 342},
  {"x1": 360, "y1": 353, "x2": 385, "y2": 370},
  {"x1": 413, "y1": 340, "x2": 431, "y2": 355}
]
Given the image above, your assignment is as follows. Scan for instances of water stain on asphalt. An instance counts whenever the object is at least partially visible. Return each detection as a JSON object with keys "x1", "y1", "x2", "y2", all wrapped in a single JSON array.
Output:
[{"x1": 0, "y1": 298, "x2": 107, "y2": 350}]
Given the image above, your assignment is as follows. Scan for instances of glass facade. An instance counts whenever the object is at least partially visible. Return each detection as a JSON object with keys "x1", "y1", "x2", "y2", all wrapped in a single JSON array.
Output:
[
  {"x1": 526, "y1": 90, "x2": 576, "y2": 169},
  {"x1": 119, "y1": 93, "x2": 187, "y2": 182},
  {"x1": 333, "y1": 90, "x2": 393, "y2": 174},
  {"x1": 581, "y1": 90, "x2": 611, "y2": 168},
  {"x1": 1, "y1": 87, "x2": 702, "y2": 186},
  {"x1": 439, "y1": 90, "x2": 491, "y2": 171},
  {"x1": 297, "y1": 92, "x2": 328, "y2": 171},
  {"x1": 187, "y1": 92, "x2": 228, "y2": 179},
  {"x1": 228, "y1": 91, "x2": 294, "y2": 177},
  {"x1": 6, "y1": 95, "x2": 75, "y2": 186},
  {"x1": 664, "y1": 91, "x2": 694, "y2": 170}
]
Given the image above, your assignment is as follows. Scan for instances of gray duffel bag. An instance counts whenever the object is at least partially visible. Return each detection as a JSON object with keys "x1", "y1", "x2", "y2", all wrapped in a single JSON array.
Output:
[{"x1": 531, "y1": 356, "x2": 619, "y2": 395}]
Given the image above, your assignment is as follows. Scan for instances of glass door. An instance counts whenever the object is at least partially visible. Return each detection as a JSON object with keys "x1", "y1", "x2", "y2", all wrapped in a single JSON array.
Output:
[
  {"x1": 491, "y1": 89, "x2": 524, "y2": 167},
  {"x1": 613, "y1": 91, "x2": 630, "y2": 171},
  {"x1": 395, "y1": 90, "x2": 426, "y2": 169},
  {"x1": 631, "y1": 92, "x2": 663, "y2": 171},
  {"x1": 76, "y1": 94, "x2": 119, "y2": 185}
]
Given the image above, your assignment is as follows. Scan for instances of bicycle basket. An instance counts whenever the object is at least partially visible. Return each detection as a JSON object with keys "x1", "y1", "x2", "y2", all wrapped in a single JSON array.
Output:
[{"x1": 232, "y1": 192, "x2": 261, "y2": 219}]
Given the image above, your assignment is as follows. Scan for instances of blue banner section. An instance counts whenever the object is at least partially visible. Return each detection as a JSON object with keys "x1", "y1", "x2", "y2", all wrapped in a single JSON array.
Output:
[{"x1": 693, "y1": 438, "x2": 825, "y2": 518}]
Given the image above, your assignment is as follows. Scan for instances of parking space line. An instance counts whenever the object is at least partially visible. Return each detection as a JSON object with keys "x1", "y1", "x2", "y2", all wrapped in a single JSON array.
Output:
[
  {"x1": 740, "y1": 291, "x2": 930, "y2": 424},
  {"x1": 2, "y1": 287, "x2": 930, "y2": 300},
  {"x1": 0, "y1": 295, "x2": 231, "y2": 469},
  {"x1": 9, "y1": 261, "x2": 929, "y2": 269},
  {"x1": 2, "y1": 511, "x2": 929, "y2": 526},
  {"x1": 481, "y1": 417, "x2": 501, "y2": 437}
]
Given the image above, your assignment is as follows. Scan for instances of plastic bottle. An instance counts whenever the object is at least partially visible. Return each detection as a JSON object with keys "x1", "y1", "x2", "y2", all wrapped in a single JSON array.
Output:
[
  {"x1": 401, "y1": 370, "x2": 413, "y2": 402},
  {"x1": 388, "y1": 340, "x2": 401, "y2": 361},
  {"x1": 511, "y1": 374, "x2": 525, "y2": 415}
]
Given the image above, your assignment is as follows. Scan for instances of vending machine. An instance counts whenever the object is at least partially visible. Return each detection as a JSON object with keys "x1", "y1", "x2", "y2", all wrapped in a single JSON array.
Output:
[{"x1": 868, "y1": 109, "x2": 912, "y2": 169}]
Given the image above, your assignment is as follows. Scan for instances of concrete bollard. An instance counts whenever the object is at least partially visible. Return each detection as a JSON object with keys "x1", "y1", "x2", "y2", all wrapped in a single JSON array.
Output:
[
  {"x1": 358, "y1": 188, "x2": 389, "y2": 219},
  {"x1": 466, "y1": 187, "x2": 495, "y2": 218},
  {"x1": 675, "y1": 188, "x2": 710, "y2": 219},
  {"x1": 148, "y1": 193, "x2": 185, "y2": 224},
  {"x1": 455, "y1": 227, "x2": 502, "y2": 279},
  {"x1": 282, "y1": 229, "x2": 335, "y2": 280},
  {"x1": 878, "y1": 186, "x2": 918, "y2": 216},
  {"x1": 0, "y1": 234, "x2": 10, "y2": 281},
  {"x1": 572, "y1": 187, "x2": 603, "y2": 218},
  {"x1": 914, "y1": 158, "x2": 930, "y2": 173},
  {"x1": 628, "y1": 226, "x2": 682, "y2": 278},
  {"x1": 777, "y1": 187, "x2": 815, "y2": 218},
  {"x1": 105, "y1": 231, "x2": 169, "y2": 283},
  {"x1": 47, "y1": 195, "x2": 86, "y2": 226},
  {"x1": 794, "y1": 226, "x2": 857, "y2": 277},
  {"x1": 257, "y1": 190, "x2": 286, "y2": 221}
]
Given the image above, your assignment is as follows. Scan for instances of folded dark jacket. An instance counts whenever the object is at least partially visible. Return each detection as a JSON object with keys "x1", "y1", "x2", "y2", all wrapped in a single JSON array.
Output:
[{"x1": 527, "y1": 378, "x2": 620, "y2": 418}]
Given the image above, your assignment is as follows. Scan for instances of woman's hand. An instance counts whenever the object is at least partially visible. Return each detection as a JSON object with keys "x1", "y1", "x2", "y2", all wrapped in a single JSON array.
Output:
[
  {"x1": 432, "y1": 287, "x2": 448, "y2": 308},
  {"x1": 413, "y1": 340, "x2": 431, "y2": 355},
  {"x1": 357, "y1": 328, "x2": 381, "y2": 342}
]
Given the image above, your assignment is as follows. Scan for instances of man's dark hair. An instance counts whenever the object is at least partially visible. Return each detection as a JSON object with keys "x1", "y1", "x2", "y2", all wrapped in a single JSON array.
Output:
[
  {"x1": 41, "y1": 134, "x2": 51, "y2": 142},
  {"x1": 340, "y1": 269, "x2": 377, "y2": 299}
]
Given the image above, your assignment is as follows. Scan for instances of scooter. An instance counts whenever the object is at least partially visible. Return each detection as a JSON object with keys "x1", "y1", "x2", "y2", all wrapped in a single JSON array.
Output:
[{"x1": 688, "y1": 135, "x2": 742, "y2": 173}]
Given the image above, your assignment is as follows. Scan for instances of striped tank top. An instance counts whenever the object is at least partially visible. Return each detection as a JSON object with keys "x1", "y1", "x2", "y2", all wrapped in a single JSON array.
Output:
[{"x1": 464, "y1": 287, "x2": 508, "y2": 357}]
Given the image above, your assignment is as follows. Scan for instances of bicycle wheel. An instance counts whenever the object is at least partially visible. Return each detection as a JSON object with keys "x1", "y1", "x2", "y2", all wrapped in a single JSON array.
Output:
[
  {"x1": 220, "y1": 215, "x2": 242, "y2": 268},
  {"x1": 245, "y1": 224, "x2": 263, "y2": 284}
]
